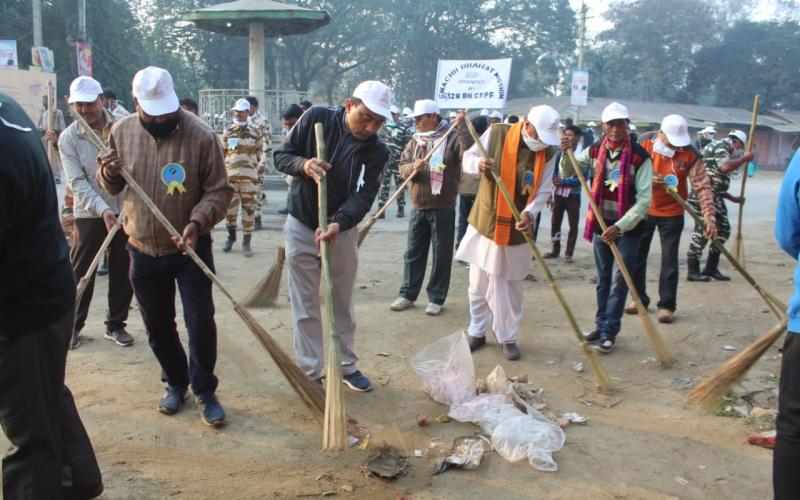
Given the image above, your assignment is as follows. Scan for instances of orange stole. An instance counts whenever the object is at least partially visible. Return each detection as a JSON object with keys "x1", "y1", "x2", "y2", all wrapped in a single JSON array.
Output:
[{"x1": 493, "y1": 122, "x2": 545, "y2": 245}]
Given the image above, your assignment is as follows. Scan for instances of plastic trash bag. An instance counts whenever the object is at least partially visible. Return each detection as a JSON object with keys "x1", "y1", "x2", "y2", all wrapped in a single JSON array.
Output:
[
  {"x1": 411, "y1": 331, "x2": 475, "y2": 405},
  {"x1": 491, "y1": 414, "x2": 565, "y2": 472}
]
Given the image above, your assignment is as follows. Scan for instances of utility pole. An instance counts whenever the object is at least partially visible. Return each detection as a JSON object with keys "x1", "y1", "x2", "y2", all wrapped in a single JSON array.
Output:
[
  {"x1": 575, "y1": 0, "x2": 587, "y2": 123},
  {"x1": 78, "y1": 0, "x2": 87, "y2": 40},
  {"x1": 32, "y1": 0, "x2": 43, "y2": 47}
]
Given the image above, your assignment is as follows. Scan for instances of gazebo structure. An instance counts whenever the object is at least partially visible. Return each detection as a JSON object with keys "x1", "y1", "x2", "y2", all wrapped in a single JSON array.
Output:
[{"x1": 183, "y1": 0, "x2": 330, "y2": 132}]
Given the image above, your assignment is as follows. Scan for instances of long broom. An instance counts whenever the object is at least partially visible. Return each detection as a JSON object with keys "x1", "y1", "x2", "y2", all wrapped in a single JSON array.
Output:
[
  {"x1": 464, "y1": 119, "x2": 613, "y2": 393},
  {"x1": 689, "y1": 318, "x2": 787, "y2": 407},
  {"x1": 732, "y1": 95, "x2": 760, "y2": 267},
  {"x1": 664, "y1": 181, "x2": 786, "y2": 320},
  {"x1": 71, "y1": 110, "x2": 325, "y2": 419},
  {"x1": 240, "y1": 244, "x2": 285, "y2": 308},
  {"x1": 315, "y1": 123, "x2": 348, "y2": 450},
  {"x1": 71, "y1": 212, "x2": 125, "y2": 348},
  {"x1": 357, "y1": 117, "x2": 463, "y2": 247},
  {"x1": 564, "y1": 149, "x2": 676, "y2": 366}
]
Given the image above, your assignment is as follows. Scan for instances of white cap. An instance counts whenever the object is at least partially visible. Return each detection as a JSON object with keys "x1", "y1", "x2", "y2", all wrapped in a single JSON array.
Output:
[
  {"x1": 480, "y1": 108, "x2": 490, "y2": 116},
  {"x1": 390, "y1": 105, "x2": 400, "y2": 115},
  {"x1": 401, "y1": 107, "x2": 413, "y2": 117},
  {"x1": 526, "y1": 105, "x2": 561, "y2": 146},
  {"x1": 68, "y1": 76, "x2": 103, "y2": 104},
  {"x1": 412, "y1": 99, "x2": 439, "y2": 117},
  {"x1": 660, "y1": 114, "x2": 691, "y2": 147},
  {"x1": 232, "y1": 98, "x2": 250, "y2": 112},
  {"x1": 489, "y1": 110, "x2": 503, "y2": 120},
  {"x1": 601, "y1": 101, "x2": 629, "y2": 123},
  {"x1": 728, "y1": 130, "x2": 747, "y2": 144},
  {"x1": 352, "y1": 80, "x2": 393, "y2": 121},
  {"x1": 701, "y1": 125, "x2": 717, "y2": 134},
  {"x1": 132, "y1": 66, "x2": 179, "y2": 116},
  {"x1": 629, "y1": 123, "x2": 638, "y2": 131},
  {"x1": 587, "y1": 121, "x2": 598, "y2": 127},
  {"x1": 448, "y1": 111, "x2": 457, "y2": 119}
]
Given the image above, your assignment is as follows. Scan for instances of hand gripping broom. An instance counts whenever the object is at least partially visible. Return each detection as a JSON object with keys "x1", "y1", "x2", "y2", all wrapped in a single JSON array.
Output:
[
  {"x1": 563, "y1": 148, "x2": 676, "y2": 367},
  {"x1": 464, "y1": 119, "x2": 612, "y2": 393},
  {"x1": 314, "y1": 123, "x2": 348, "y2": 450},
  {"x1": 71, "y1": 110, "x2": 325, "y2": 419}
]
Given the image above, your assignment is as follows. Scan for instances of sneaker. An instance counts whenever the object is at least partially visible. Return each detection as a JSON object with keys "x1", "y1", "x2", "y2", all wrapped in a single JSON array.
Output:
[
  {"x1": 467, "y1": 334, "x2": 486, "y2": 352},
  {"x1": 524, "y1": 273, "x2": 537, "y2": 282},
  {"x1": 425, "y1": 303, "x2": 442, "y2": 316},
  {"x1": 658, "y1": 308, "x2": 674, "y2": 324},
  {"x1": 502, "y1": 342, "x2": 521, "y2": 361},
  {"x1": 196, "y1": 392, "x2": 226, "y2": 427},
  {"x1": 343, "y1": 370, "x2": 372, "y2": 392},
  {"x1": 105, "y1": 328, "x2": 134, "y2": 347},
  {"x1": 594, "y1": 337, "x2": 615, "y2": 354},
  {"x1": 390, "y1": 296, "x2": 414, "y2": 311},
  {"x1": 157, "y1": 385, "x2": 187, "y2": 415},
  {"x1": 583, "y1": 330, "x2": 602, "y2": 344},
  {"x1": 624, "y1": 302, "x2": 637, "y2": 315},
  {"x1": 70, "y1": 330, "x2": 82, "y2": 350}
]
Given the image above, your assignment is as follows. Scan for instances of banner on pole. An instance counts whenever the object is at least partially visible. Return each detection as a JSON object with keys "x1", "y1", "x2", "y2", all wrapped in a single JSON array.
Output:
[
  {"x1": 434, "y1": 58, "x2": 512, "y2": 109},
  {"x1": 76, "y1": 41, "x2": 92, "y2": 76},
  {"x1": 570, "y1": 69, "x2": 589, "y2": 107},
  {"x1": 0, "y1": 40, "x2": 18, "y2": 70}
]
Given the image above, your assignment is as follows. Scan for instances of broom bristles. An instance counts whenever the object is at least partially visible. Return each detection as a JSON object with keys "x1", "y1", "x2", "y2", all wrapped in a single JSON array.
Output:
[
  {"x1": 233, "y1": 304, "x2": 325, "y2": 418},
  {"x1": 689, "y1": 318, "x2": 787, "y2": 407},
  {"x1": 322, "y1": 338, "x2": 347, "y2": 451},
  {"x1": 357, "y1": 220, "x2": 374, "y2": 248},
  {"x1": 241, "y1": 245, "x2": 286, "y2": 308}
]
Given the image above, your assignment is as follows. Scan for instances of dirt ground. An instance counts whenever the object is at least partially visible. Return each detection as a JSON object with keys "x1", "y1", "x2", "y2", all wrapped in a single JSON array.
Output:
[{"x1": 2, "y1": 173, "x2": 790, "y2": 499}]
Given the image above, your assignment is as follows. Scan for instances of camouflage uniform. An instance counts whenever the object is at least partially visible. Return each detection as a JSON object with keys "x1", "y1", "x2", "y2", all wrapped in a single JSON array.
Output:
[
  {"x1": 687, "y1": 140, "x2": 734, "y2": 259},
  {"x1": 377, "y1": 120, "x2": 414, "y2": 210},
  {"x1": 223, "y1": 121, "x2": 263, "y2": 234},
  {"x1": 249, "y1": 111, "x2": 272, "y2": 217}
]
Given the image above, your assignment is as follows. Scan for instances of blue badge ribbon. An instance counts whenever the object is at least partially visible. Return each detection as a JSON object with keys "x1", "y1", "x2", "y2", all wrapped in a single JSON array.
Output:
[
  {"x1": 161, "y1": 163, "x2": 187, "y2": 196},
  {"x1": 663, "y1": 174, "x2": 679, "y2": 187}
]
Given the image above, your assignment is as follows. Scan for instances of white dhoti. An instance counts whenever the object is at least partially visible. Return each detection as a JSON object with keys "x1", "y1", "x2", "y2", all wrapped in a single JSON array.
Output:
[{"x1": 455, "y1": 225, "x2": 529, "y2": 343}]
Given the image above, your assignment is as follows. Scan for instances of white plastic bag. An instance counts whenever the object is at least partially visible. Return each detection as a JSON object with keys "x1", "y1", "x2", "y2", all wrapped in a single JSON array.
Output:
[
  {"x1": 411, "y1": 331, "x2": 475, "y2": 405},
  {"x1": 491, "y1": 414, "x2": 565, "y2": 472}
]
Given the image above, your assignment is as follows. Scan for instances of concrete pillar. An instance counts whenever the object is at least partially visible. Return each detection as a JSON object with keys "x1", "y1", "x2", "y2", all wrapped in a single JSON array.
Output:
[
  {"x1": 32, "y1": 0, "x2": 43, "y2": 47},
  {"x1": 249, "y1": 22, "x2": 265, "y2": 92}
]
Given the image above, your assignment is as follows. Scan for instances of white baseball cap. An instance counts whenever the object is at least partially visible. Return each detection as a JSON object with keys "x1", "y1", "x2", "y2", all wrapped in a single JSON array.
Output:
[
  {"x1": 701, "y1": 125, "x2": 717, "y2": 134},
  {"x1": 412, "y1": 99, "x2": 439, "y2": 117},
  {"x1": 489, "y1": 110, "x2": 503, "y2": 120},
  {"x1": 728, "y1": 130, "x2": 747, "y2": 144},
  {"x1": 390, "y1": 105, "x2": 400, "y2": 115},
  {"x1": 352, "y1": 80, "x2": 393, "y2": 121},
  {"x1": 68, "y1": 76, "x2": 103, "y2": 104},
  {"x1": 132, "y1": 66, "x2": 179, "y2": 116},
  {"x1": 527, "y1": 105, "x2": 561, "y2": 146},
  {"x1": 660, "y1": 114, "x2": 691, "y2": 147},
  {"x1": 601, "y1": 102, "x2": 629, "y2": 123},
  {"x1": 401, "y1": 107, "x2": 413, "y2": 117},
  {"x1": 232, "y1": 98, "x2": 250, "y2": 112},
  {"x1": 587, "y1": 121, "x2": 598, "y2": 127},
  {"x1": 480, "y1": 108, "x2": 490, "y2": 116}
]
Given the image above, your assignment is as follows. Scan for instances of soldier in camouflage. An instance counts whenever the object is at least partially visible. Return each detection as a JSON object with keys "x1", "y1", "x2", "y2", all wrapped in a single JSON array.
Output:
[
  {"x1": 375, "y1": 105, "x2": 413, "y2": 218},
  {"x1": 222, "y1": 98, "x2": 264, "y2": 257},
  {"x1": 245, "y1": 96, "x2": 272, "y2": 230},
  {"x1": 686, "y1": 130, "x2": 752, "y2": 281}
]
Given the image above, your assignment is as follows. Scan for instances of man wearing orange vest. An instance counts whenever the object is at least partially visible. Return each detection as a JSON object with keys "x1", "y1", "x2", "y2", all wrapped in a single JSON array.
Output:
[
  {"x1": 626, "y1": 115, "x2": 717, "y2": 323},
  {"x1": 456, "y1": 105, "x2": 561, "y2": 360}
]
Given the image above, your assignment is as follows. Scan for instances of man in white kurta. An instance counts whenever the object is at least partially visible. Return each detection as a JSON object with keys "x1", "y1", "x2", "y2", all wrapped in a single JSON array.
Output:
[{"x1": 455, "y1": 105, "x2": 561, "y2": 360}]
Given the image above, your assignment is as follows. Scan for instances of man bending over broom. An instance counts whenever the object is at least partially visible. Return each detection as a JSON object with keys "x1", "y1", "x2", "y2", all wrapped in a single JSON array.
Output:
[{"x1": 274, "y1": 80, "x2": 392, "y2": 392}]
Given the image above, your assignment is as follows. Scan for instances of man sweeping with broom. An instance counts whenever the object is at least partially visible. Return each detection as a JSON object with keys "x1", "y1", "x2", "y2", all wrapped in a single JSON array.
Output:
[
  {"x1": 274, "y1": 80, "x2": 392, "y2": 392},
  {"x1": 455, "y1": 105, "x2": 561, "y2": 361}
]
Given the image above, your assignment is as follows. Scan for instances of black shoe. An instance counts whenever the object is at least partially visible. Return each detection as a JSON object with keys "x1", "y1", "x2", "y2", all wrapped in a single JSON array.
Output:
[
  {"x1": 707, "y1": 270, "x2": 730, "y2": 281},
  {"x1": 97, "y1": 257, "x2": 109, "y2": 276},
  {"x1": 254, "y1": 216, "x2": 262, "y2": 231},
  {"x1": 687, "y1": 256, "x2": 710, "y2": 282},
  {"x1": 594, "y1": 337, "x2": 615, "y2": 354},
  {"x1": 583, "y1": 330, "x2": 602, "y2": 344},
  {"x1": 687, "y1": 272, "x2": 711, "y2": 282},
  {"x1": 242, "y1": 234, "x2": 253, "y2": 258},
  {"x1": 467, "y1": 334, "x2": 486, "y2": 352},
  {"x1": 223, "y1": 226, "x2": 236, "y2": 253},
  {"x1": 375, "y1": 203, "x2": 386, "y2": 219},
  {"x1": 278, "y1": 207, "x2": 289, "y2": 215},
  {"x1": 397, "y1": 206, "x2": 405, "y2": 218},
  {"x1": 104, "y1": 328, "x2": 134, "y2": 347},
  {"x1": 502, "y1": 342, "x2": 521, "y2": 360},
  {"x1": 702, "y1": 253, "x2": 730, "y2": 281}
]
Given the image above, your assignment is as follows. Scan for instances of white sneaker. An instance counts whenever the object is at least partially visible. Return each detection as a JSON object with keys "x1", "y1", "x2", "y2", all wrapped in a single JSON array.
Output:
[
  {"x1": 390, "y1": 297, "x2": 414, "y2": 311},
  {"x1": 425, "y1": 303, "x2": 442, "y2": 316}
]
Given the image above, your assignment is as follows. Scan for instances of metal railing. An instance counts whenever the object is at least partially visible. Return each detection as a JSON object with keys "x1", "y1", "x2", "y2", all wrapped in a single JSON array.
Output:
[{"x1": 198, "y1": 88, "x2": 309, "y2": 135}]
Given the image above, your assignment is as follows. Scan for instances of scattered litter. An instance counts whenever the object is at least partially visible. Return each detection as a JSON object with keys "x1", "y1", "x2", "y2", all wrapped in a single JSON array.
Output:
[
  {"x1": 751, "y1": 407, "x2": 778, "y2": 418},
  {"x1": 723, "y1": 345, "x2": 737, "y2": 351},
  {"x1": 435, "y1": 414, "x2": 451, "y2": 423},
  {"x1": 416, "y1": 414, "x2": 430, "y2": 427},
  {"x1": 340, "y1": 485, "x2": 354, "y2": 493},
  {"x1": 672, "y1": 377, "x2": 695, "y2": 389},
  {"x1": 578, "y1": 394, "x2": 622, "y2": 408},
  {"x1": 347, "y1": 436, "x2": 359, "y2": 447},
  {"x1": 475, "y1": 378, "x2": 487, "y2": 394},
  {"x1": 558, "y1": 412, "x2": 588, "y2": 427},
  {"x1": 674, "y1": 476, "x2": 689, "y2": 486},
  {"x1": 747, "y1": 430, "x2": 776, "y2": 449},
  {"x1": 315, "y1": 473, "x2": 332, "y2": 481},
  {"x1": 362, "y1": 445, "x2": 409, "y2": 479},
  {"x1": 377, "y1": 375, "x2": 391, "y2": 386},
  {"x1": 432, "y1": 437, "x2": 486, "y2": 475},
  {"x1": 697, "y1": 464, "x2": 707, "y2": 470},
  {"x1": 509, "y1": 374, "x2": 528, "y2": 383},
  {"x1": 573, "y1": 362, "x2": 584, "y2": 373},
  {"x1": 377, "y1": 352, "x2": 390, "y2": 357},
  {"x1": 411, "y1": 332, "x2": 475, "y2": 405},
  {"x1": 414, "y1": 449, "x2": 423, "y2": 457},
  {"x1": 428, "y1": 437, "x2": 450, "y2": 453},
  {"x1": 641, "y1": 356, "x2": 657, "y2": 365},
  {"x1": 348, "y1": 423, "x2": 370, "y2": 449},
  {"x1": 688, "y1": 361, "x2": 698, "y2": 367},
  {"x1": 321, "y1": 491, "x2": 336, "y2": 497},
  {"x1": 545, "y1": 360, "x2": 555, "y2": 366}
]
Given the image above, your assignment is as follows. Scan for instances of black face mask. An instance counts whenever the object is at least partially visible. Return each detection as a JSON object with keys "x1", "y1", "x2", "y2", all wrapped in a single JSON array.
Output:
[{"x1": 139, "y1": 113, "x2": 180, "y2": 139}]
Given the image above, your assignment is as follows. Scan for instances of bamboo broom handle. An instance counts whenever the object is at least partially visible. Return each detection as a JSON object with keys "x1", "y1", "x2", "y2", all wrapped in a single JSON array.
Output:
[
  {"x1": 464, "y1": 119, "x2": 612, "y2": 391},
  {"x1": 75, "y1": 212, "x2": 124, "y2": 304},
  {"x1": 665, "y1": 186, "x2": 787, "y2": 317},
  {"x1": 733, "y1": 95, "x2": 760, "y2": 259},
  {"x1": 315, "y1": 123, "x2": 338, "y2": 342}
]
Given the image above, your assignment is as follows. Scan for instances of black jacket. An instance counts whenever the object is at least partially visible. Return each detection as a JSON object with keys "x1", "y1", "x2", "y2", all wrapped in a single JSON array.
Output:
[
  {"x1": 274, "y1": 106, "x2": 389, "y2": 231},
  {"x1": 0, "y1": 92, "x2": 75, "y2": 340}
]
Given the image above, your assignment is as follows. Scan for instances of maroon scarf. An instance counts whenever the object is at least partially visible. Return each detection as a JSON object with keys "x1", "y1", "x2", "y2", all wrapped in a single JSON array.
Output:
[{"x1": 583, "y1": 135, "x2": 634, "y2": 241}]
